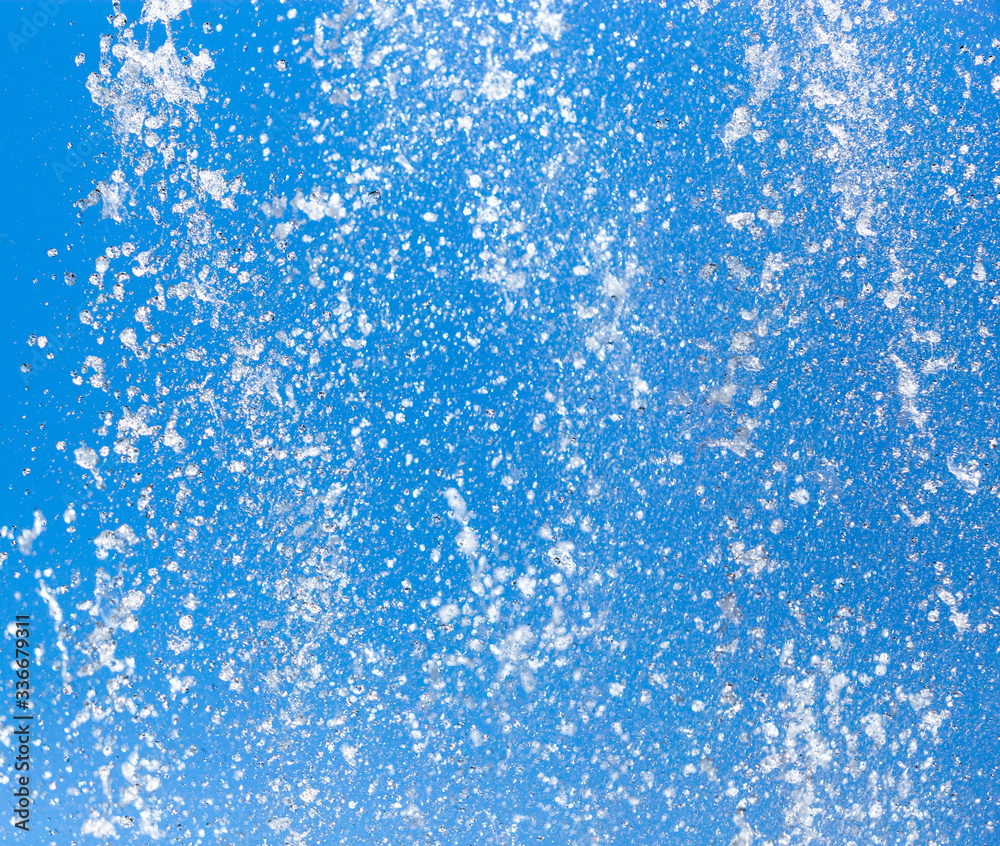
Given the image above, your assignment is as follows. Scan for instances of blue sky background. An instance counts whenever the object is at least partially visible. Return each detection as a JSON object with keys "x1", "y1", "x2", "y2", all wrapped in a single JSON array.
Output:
[{"x1": 1, "y1": 1, "x2": 999, "y2": 844}]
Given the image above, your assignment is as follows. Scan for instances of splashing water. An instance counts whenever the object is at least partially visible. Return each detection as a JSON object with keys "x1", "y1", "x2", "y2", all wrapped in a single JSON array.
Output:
[{"x1": 3, "y1": 1, "x2": 999, "y2": 844}]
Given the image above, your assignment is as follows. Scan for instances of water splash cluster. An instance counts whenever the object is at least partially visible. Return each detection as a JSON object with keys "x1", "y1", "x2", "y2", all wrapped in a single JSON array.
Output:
[{"x1": 5, "y1": 0, "x2": 998, "y2": 843}]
